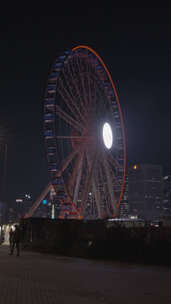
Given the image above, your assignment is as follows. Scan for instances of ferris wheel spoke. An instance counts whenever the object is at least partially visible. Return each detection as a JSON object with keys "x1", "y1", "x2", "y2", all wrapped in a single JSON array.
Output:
[
  {"x1": 82, "y1": 74, "x2": 89, "y2": 107},
  {"x1": 87, "y1": 68, "x2": 91, "y2": 105},
  {"x1": 84, "y1": 53, "x2": 90, "y2": 106},
  {"x1": 86, "y1": 153, "x2": 102, "y2": 218},
  {"x1": 61, "y1": 70, "x2": 87, "y2": 124},
  {"x1": 72, "y1": 153, "x2": 84, "y2": 205},
  {"x1": 57, "y1": 84, "x2": 83, "y2": 124},
  {"x1": 74, "y1": 55, "x2": 88, "y2": 104},
  {"x1": 97, "y1": 91, "x2": 108, "y2": 117},
  {"x1": 108, "y1": 152, "x2": 121, "y2": 169},
  {"x1": 56, "y1": 105, "x2": 83, "y2": 132},
  {"x1": 99, "y1": 159, "x2": 113, "y2": 216},
  {"x1": 97, "y1": 163, "x2": 108, "y2": 216},
  {"x1": 71, "y1": 79, "x2": 88, "y2": 123},
  {"x1": 76, "y1": 56, "x2": 89, "y2": 108},
  {"x1": 74, "y1": 56, "x2": 93, "y2": 118},
  {"x1": 89, "y1": 76, "x2": 97, "y2": 107},
  {"x1": 56, "y1": 148, "x2": 78, "y2": 177},
  {"x1": 64, "y1": 60, "x2": 88, "y2": 123},
  {"x1": 80, "y1": 150, "x2": 98, "y2": 216},
  {"x1": 56, "y1": 136, "x2": 79, "y2": 139},
  {"x1": 56, "y1": 136, "x2": 89, "y2": 139},
  {"x1": 84, "y1": 71, "x2": 92, "y2": 108},
  {"x1": 107, "y1": 154, "x2": 122, "y2": 187},
  {"x1": 102, "y1": 152, "x2": 117, "y2": 215},
  {"x1": 67, "y1": 152, "x2": 84, "y2": 197},
  {"x1": 71, "y1": 74, "x2": 90, "y2": 121},
  {"x1": 85, "y1": 56, "x2": 96, "y2": 107},
  {"x1": 98, "y1": 161, "x2": 110, "y2": 214},
  {"x1": 57, "y1": 73, "x2": 85, "y2": 124}
]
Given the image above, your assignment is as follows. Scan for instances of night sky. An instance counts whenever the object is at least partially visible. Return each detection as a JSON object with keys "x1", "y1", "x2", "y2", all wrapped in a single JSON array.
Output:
[{"x1": 0, "y1": 7, "x2": 171, "y2": 204}]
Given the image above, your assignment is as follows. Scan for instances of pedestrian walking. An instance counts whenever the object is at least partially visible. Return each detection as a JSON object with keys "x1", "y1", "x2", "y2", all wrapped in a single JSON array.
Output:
[
  {"x1": 10, "y1": 225, "x2": 21, "y2": 256},
  {"x1": 9, "y1": 227, "x2": 14, "y2": 251}
]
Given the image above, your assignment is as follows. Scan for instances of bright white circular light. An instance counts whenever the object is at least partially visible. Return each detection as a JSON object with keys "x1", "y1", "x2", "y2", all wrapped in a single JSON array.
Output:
[{"x1": 103, "y1": 122, "x2": 113, "y2": 149}]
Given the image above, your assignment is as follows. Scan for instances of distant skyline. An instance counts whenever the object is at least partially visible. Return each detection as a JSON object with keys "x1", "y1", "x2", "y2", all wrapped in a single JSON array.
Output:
[{"x1": 0, "y1": 7, "x2": 171, "y2": 203}]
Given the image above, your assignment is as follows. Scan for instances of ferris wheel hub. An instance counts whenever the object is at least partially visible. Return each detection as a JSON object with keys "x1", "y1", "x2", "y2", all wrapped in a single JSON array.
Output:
[{"x1": 102, "y1": 122, "x2": 113, "y2": 149}]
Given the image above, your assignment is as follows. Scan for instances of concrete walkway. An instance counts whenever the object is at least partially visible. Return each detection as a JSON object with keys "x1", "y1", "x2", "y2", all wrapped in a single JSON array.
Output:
[{"x1": 0, "y1": 244, "x2": 171, "y2": 303}]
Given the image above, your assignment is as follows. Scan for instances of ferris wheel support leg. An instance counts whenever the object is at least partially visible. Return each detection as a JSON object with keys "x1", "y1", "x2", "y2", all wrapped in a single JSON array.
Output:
[
  {"x1": 24, "y1": 183, "x2": 52, "y2": 218},
  {"x1": 72, "y1": 154, "x2": 84, "y2": 206},
  {"x1": 68, "y1": 152, "x2": 83, "y2": 194},
  {"x1": 57, "y1": 149, "x2": 78, "y2": 177}
]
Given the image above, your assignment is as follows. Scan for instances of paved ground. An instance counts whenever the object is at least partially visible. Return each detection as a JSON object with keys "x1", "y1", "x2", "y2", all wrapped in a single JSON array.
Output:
[{"x1": 0, "y1": 244, "x2": 171, "y2": 303}]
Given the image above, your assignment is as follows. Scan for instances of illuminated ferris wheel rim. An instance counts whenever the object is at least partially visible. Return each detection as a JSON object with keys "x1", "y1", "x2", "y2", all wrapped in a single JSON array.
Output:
[{"x1": 44, "y1": 45, "x2": 126, "y2": 218}]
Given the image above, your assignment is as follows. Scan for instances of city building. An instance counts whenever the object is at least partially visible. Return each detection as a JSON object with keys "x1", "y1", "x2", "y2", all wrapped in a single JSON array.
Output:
[
  {"x1": 119, "y1": 175, "x2": 129, "y2": 218},
  {"x1": 128, "y1": 164, "x2": 163, "y2": 220},
  {"x1": 163, "y1": 175, "x2": 171, "y2": 215}
]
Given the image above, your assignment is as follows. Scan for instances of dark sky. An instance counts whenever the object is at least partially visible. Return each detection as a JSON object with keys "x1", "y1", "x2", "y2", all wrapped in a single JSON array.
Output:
[{"x1": 0, "y1": 7, "x2": 171, "y2": 203}]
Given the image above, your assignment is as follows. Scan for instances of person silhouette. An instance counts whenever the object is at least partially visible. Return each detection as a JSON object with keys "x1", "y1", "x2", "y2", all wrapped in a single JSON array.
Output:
[
  {"x1": 10, "y1": 225, "x2": 21, "y2": 256},
  {"x1": 9, "y1": 227, "x2": 14, "y2": 250}
]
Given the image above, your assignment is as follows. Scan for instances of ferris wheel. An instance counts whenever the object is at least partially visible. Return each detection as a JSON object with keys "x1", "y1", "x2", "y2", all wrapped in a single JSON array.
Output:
[{"x1": 44, "y1": 45, "x2": 126, "y2": 219}]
